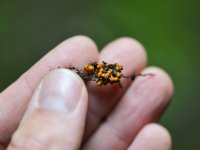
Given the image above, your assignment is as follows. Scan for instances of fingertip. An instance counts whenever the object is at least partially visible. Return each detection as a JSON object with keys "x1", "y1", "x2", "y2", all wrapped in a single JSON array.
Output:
[
  {"x1": 142, "y1": 67, "x2": 174, "y2": 102},
  {"x1": 113, "y1": 37, "x2": 147, "y2": 59},
  {"x1": 59, "y1": 35, "x2": 99, "y2": 58},
  {"x1": 143, "y1": 123, "x2": 172, "y2": 149},
  {"x1": 117, "y1": 37, "x2": 147, "y2": 67},
  {"x1": 70, "y1": 35, "x2": 98, "y2": 50},
  {"x1": 129, "y1": 123, "x2": 172, "y2": 150},
  {"x1": 100, "y1": 37, "x2": 147, "y2": 72}
]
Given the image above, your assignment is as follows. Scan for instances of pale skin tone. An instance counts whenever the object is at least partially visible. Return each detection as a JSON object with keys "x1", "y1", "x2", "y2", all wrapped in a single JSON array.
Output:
[{"x1": 0, "y1": 36, "x2": 173, "y2": 150}]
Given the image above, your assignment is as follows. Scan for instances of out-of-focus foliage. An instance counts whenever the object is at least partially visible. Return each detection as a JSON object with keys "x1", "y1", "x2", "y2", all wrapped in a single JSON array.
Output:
[{"x1": 0, "y1": 0, "x2": 200, "y2": 149}]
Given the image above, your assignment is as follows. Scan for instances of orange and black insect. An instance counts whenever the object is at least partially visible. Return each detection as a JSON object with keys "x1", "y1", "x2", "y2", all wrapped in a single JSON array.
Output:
[{"x1": 67, "y1": 61, "x2": 154, "y2": 87}]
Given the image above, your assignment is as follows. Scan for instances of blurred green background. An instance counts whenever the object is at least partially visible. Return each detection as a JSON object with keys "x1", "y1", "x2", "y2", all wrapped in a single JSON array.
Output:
[{"x1": 0, "y1": 0, "x2": 199, "y2": 149}]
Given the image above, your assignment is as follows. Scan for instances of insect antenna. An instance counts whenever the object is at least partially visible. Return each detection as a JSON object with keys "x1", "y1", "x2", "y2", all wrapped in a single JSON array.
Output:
[
  {"x1": 47, "y1": 66, "x2": 55, "y2": 71},
  {"x1": 122, "y1": 73, "x2": 155, "y2": 81},
  {"x1": 131, "y1": 73, "x2": 155, "y2": 80}
]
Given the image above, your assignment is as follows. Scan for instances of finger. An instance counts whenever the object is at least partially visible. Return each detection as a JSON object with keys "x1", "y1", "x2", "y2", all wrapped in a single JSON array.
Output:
[
  {"x1": 84, "y1": 38, "x2": 147, "y2": 140},
  {"x1": 0, "y1": 36, "x2": 98, "y2": 144},
  {"x1": 82, "y1": 67, "x2": 173, "y2": 150},
  {"x1": 128, "y1": 123, "x2": 171, "y2": 150},
  {"x1": 8, "y1": 69, "x2": 88, "y2": 150}
]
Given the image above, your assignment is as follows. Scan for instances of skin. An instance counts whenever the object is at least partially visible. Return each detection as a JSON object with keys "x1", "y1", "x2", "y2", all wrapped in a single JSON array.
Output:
[{"x1": 0, "y1": 36, "x2": 173, "y2": 150}]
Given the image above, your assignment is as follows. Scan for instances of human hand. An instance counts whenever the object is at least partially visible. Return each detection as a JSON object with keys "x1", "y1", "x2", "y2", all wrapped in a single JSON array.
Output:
[{"x1": 0, "y1": 36, "x2": 173, "y2": 150}]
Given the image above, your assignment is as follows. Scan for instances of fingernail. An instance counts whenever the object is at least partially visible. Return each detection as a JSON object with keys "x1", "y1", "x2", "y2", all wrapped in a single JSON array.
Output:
[{"x1": 38, "y1": 69, "x2": 83, "y2": 112}]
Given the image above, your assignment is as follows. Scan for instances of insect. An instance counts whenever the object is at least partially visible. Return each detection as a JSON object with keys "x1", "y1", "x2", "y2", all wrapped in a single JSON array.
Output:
[{"x1": 66, "y1": 61, "x2": 154, "y2": 87}]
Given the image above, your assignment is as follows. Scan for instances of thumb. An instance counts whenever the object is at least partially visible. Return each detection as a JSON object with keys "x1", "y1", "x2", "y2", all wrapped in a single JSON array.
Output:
[{"x1": 8, "y1": 69, "x2": 88, "y2": 150}]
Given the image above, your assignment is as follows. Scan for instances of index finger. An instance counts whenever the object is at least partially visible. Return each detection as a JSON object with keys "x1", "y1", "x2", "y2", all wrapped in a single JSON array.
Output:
[{"x1": 0, "y1": 36, "x2": 99, "y2": 145}]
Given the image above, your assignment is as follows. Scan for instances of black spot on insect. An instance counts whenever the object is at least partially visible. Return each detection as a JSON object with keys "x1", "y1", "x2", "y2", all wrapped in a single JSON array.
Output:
[
  {"x1": 131, "y1": 73, "x2": 136, "y2": 80},
  {"x1": 90, "y1": 61, "x2": 98, "y2": 67},
  {"x1": 91, "y1": 73, "x2": 97, "y2": 81},
  {"x1": 109, "y1": 64, "x2": 115, "y2": 68},
  {"x1": 102, "y1": 66, "x2": 109, "y2": 73},
  {"x1": 112, "y1": 67, "x2": 117, "y2": 76}
]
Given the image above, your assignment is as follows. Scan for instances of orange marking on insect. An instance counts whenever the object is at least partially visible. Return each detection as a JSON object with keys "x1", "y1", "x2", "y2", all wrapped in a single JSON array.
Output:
[{"x1": 63, "y1": 61, "x2": 154, "y2": 87}]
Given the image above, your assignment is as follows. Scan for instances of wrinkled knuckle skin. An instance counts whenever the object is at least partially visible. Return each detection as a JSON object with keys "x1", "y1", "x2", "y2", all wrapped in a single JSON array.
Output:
[{"x1": 8, "y1": 131, "x2": 53, "y2": 150}]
